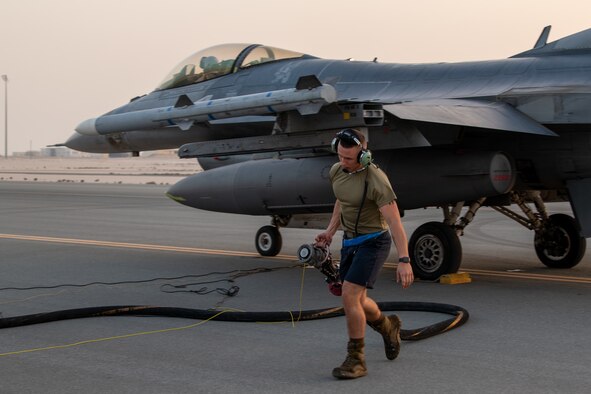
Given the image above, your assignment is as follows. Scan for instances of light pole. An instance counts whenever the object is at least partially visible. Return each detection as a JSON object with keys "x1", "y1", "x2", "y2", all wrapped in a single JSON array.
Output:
[{"x1": 1, "y1": 75, "x2": 7, "y2": 158}]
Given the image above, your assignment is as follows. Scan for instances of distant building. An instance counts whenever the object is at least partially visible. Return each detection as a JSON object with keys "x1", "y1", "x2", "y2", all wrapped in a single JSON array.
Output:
[
  {"x1": 40, "y1": 147, "x2": 75, "y2": 157},
  {"x1": 9, "y1": 147, "x2": 103, "y2": 158},
  {"x1": 13, "y1": 151, "x2": 41, "y2": 157}
]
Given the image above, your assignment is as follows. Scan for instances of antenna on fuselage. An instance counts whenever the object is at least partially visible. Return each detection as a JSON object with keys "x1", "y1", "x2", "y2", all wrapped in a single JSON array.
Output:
[{"x1": 534, "y1": 25, "x2": 552, "y2": 49}]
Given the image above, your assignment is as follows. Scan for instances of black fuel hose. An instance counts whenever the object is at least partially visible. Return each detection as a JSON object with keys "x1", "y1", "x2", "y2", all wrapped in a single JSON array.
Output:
[{"x1": 0, "y1": 302, "x2": 468, "y2": 340}]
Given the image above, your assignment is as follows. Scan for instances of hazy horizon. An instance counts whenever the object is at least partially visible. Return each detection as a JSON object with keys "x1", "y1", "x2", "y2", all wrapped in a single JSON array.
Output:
[{"x1": 1, "y1": 0, "x2": 590, "y2": 155}]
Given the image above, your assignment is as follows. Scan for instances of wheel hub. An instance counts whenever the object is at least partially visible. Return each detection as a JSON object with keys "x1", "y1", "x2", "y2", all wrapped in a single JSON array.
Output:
[
  {"x1": 258, "y1": 233, "x2": 272, "y2": 252},
  {"x1": 415, "y1": 235, "x2": 445, "y2": 273},
  {"x1": 537, "y1": 227, "x2": 571, "y2": 260}
]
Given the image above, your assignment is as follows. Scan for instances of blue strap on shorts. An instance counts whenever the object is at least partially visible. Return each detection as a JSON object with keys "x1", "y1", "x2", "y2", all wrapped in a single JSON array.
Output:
[{"x1": 342, "y1": 230, "x2": 387, "y2": 248}]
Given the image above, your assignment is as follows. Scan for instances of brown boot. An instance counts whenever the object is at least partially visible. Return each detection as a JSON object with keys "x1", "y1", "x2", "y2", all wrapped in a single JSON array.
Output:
[
  {"x1": 368, "y1": 314, "x2": 401, "y2": 360},
  {"x1": 332, "y1": 339, "x2": 367, "y2": 379}
]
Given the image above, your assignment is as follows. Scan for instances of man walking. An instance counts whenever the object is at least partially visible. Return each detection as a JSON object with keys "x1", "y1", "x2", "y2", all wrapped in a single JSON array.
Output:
[{"x1": 315, "y1": 128, "x2": 414, "y2": 379}]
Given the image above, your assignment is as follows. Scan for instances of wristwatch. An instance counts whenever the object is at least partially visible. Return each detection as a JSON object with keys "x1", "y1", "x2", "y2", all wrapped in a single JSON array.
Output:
[{"x1": 398, "y1": 257, "x2": 411, "y2": 263}]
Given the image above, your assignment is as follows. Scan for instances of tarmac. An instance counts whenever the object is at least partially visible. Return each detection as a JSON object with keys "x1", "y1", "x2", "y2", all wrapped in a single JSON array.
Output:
[{"x1": 1, "y1": 162, "x2": 591, "y2": 393}]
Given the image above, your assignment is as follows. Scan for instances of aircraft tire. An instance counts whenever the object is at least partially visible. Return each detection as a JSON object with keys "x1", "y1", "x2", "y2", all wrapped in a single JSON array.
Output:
[
  {"x1": 255, "y1": 225, "x2": 282, "y2": 256},
  {"x1": 409, "y1": 222, "x2": 462, "y2": 281},
  {"x1": 534, "y1": 214, "x2": 586, "y2": 269}
]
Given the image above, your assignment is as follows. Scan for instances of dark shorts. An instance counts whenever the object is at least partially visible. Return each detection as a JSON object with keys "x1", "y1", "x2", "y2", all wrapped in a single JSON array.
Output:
[{"x1": 339, "y1": 231, "x2": 392, "y2": 289}]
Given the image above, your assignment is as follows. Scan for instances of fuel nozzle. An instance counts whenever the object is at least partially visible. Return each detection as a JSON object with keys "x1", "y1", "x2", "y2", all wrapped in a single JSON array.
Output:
[{"x1": 297, "y1": 244, "x2": 342, "y2": 296}]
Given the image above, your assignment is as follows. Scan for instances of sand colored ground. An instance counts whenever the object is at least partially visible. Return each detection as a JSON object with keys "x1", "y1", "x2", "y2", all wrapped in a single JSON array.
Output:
[{"x1": 0, "y1": 155, "x2": 202, "y2": 185}]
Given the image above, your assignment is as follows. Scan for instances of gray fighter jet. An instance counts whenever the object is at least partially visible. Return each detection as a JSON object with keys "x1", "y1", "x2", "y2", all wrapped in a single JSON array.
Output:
[{"x1": 66, "y1": 26, "x2": 591, "y2": 279}]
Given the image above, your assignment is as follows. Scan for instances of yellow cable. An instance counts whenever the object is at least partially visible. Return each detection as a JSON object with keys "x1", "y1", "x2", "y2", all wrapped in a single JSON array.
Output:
[
  {"x1": 0, "y1": 264, "x2": 312, "y2": 357},
  {"x1": 294, "y1": 263, "x2": 307, "y2": 325},
  {"x1": 0, "y1": 309, "x2": 236, "y2": 357},
  {"x1": 0, "y1": 290, "x2": 67, "y2": 305},
  {"x1": 246, "y1": 263, "x2": 307, "y2": 328}
]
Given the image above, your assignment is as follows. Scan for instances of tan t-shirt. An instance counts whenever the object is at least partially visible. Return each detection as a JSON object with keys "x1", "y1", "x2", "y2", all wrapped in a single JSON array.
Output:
[{"x1": 330, "y1": 162, "x2": 397, "y2": 235}]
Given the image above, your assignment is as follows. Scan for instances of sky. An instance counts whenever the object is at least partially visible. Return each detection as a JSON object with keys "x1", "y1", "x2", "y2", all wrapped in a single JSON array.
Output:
[{"x1": 1, "y1": 0, "x2": 591, "y2": 155}]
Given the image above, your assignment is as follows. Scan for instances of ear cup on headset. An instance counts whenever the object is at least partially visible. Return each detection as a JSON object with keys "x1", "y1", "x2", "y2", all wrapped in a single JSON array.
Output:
[
  {"x1": 358, "y1": 149, "x2": 373, "y2": 167},
  {"x1": 330, "y1": 136, "x2": 339, "y2": 153}
]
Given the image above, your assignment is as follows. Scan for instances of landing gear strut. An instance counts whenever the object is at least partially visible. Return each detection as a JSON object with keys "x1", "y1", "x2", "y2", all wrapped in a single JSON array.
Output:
[{"x1": 409, "y1": 192, "x2": 587, "y2": 279}]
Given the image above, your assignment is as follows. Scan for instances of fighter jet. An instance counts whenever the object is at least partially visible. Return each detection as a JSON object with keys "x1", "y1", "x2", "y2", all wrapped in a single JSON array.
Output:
[{"x1": 66, "y1": 26, "x2": 591, "y2": 280}]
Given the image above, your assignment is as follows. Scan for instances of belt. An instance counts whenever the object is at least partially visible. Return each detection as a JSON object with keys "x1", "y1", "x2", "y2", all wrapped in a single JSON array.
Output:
[{"x1": 342, "y1": 230, "x2": 387, "y2": 247}]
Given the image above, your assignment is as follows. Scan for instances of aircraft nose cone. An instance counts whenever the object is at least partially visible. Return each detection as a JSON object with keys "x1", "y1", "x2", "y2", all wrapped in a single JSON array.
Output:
[
  {"x1": 64, "y1": 132, "x2": 88, "y2": 151},
  {"x1": 64, "y1": 131, "x2": 112, "y2": 153},
  {"x1": 75, "y1": 118, "x2": 98, "y2": 135}
]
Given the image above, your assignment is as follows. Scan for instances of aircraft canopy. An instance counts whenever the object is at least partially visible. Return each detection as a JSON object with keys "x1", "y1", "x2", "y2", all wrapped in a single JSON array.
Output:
[{"x1": 156, "y1": 44, "x2": 306, "y2": 91}]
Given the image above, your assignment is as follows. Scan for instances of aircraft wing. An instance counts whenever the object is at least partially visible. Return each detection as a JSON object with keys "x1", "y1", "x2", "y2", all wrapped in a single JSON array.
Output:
[{"x1": 383, "y1": 99, "x2": 558, "y2": 136}]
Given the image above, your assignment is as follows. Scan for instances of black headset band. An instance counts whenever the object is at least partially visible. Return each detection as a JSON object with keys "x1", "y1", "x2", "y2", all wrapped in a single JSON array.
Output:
[{"x1": 336, "y1": 129, "x2": 362, "y2": 147}]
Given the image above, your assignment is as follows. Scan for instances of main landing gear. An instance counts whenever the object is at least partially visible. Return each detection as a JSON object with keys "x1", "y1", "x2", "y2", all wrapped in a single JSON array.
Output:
[
  {"x1": 408, "y1": 192, "x2": 587, "y2": 280},
  {"x1": 491, "y1": 191, "x2": 586, "y2": 269},
  {"x1": 409, "y1": 199, "x2": 484, "y2": 281}
]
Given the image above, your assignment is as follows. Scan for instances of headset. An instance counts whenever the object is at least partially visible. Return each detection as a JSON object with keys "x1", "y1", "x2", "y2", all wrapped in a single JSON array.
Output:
[{"x1": 331, "y1": 129, "x2": 373, "y2": 167}]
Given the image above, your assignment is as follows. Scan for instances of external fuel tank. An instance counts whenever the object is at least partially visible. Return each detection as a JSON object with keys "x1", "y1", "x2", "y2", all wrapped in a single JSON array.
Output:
[{"x1": 167, "y1": 149, "x2": 515, "y2": 215}]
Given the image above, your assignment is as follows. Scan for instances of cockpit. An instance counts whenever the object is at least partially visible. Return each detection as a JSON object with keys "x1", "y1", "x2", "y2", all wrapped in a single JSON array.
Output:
[{"x1": 156, "y1": 44, "x2": 309, "y2": 91}]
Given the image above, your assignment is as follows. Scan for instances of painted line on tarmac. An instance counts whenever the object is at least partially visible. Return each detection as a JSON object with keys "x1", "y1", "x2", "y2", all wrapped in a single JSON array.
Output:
[
  {"x1": 461, "y1": 268, "x2": 591, "y2": 284},
  {"x1": 0, "y1": 233, "x2": 294, "y2": 261},
  {"x1": 382, "y1": 263, "x2": 591, "y2": 285},
  {"x1": 3, "y1": 233, "x2": 590, "y2": 284}
]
